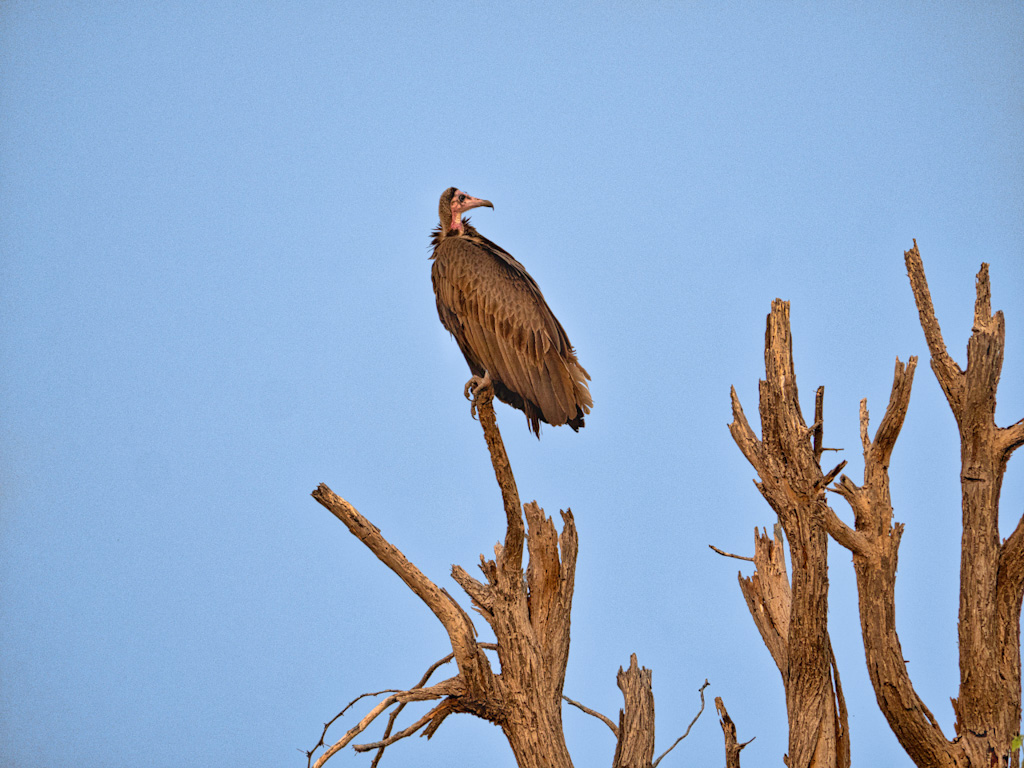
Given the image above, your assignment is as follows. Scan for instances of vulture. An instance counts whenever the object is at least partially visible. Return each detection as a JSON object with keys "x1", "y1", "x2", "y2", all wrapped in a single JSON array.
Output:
[{"x1": 430, "y1": 187, "x2": 592, "y2": 437}]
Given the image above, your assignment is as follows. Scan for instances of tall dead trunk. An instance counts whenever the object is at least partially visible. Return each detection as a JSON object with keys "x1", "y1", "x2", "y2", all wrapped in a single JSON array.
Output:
[{"x1": 727, "y1": 300, "x2": 851, "y2": 768}]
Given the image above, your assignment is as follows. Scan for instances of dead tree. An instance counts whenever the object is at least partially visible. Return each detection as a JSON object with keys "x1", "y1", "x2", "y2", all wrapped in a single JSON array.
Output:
[
  {"x1": 825, "y1": 243, "x2": 1024, "y2": 767},
  {"x1": 307, "y1": 387, "x2": 708, "y2": 767},
  {"x1": 725, "y1": 300, "x2": 851, "y2": 768},
  {"x1": 724, "y1": 243, "x2": 1023, "y2": 767}
]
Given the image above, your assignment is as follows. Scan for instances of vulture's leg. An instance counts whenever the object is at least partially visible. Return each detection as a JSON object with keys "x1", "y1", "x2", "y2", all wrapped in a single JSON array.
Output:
[{"x1": 464, "y1": 371, "x2": 494, "y2": 420}]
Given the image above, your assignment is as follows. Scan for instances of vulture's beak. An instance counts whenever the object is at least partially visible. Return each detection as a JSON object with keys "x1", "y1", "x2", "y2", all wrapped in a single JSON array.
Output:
[{"x1": 463, "y1": 196, "x2": 494, "y2": 212}]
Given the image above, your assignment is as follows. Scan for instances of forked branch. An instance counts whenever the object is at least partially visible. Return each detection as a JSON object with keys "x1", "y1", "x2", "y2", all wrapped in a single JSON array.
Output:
[
  {"x1": 728, "y1": 299, "x2": 850, "y2": 768},
  {"x1": 903, "y1": 244, "x2": 1023, "y2": 766},
  {"x1": 310, "y1": 678, "x2": 464, "y2": 768}
]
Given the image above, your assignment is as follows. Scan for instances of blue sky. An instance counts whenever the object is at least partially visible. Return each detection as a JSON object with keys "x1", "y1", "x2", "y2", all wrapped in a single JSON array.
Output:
[{"x1": 1, "y1": 3, "x2": 1022, "y2": 766}]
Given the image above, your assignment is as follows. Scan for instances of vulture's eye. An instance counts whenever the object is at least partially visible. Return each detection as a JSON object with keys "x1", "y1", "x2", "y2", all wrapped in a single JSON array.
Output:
[{"x1": 458, "y1": 194, "x2": 466, "y2": 203}]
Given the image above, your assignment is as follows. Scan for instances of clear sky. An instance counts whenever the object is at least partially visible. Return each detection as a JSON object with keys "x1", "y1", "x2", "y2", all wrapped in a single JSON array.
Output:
[{"x1": 1, "y1": 3, "x2": 1022, "y2": 766}]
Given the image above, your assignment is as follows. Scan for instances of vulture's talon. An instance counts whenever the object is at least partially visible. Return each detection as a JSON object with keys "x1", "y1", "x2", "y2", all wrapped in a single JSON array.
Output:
[
  {"x1": 464, "y1": 374, "x2": 493, "y2": 421},
  {"x1": 464, "y1": 373, "x2": 493, "y2": 401}
]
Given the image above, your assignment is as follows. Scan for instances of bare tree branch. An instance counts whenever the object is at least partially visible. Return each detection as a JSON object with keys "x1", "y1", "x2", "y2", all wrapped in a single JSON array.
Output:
[
  {"x1": 306, "y1": 689, "x2": 403, "y2": 768},
  {"x1": 737, "y1": 525, "x2": 791, "y2": 676},
  {"x1": 311, "y1": 485, "x2": 490, "y2": 685},
  {"x1": 824, "y1": 349, "x2": 950, "y2": 766},
  {"x1": 354, "y1": 699, "x2": 456, "y2": 752},
  {"x1": 651, "y1": 679, "x2": 709, "y2": 768},
  {"x1": 472, "y1": 386, "x2": 524, "y2": 573},
  {"x1": 709, "y1": 544, "x2": 755, "y2": 562},
  {"x1": 311, "y1": 679, "x2": 463, "y2": 768},
  {"x1": 905, "y1": 245, "x2": 1024, "y2": 766},
  {"x1": 451, "y1": 564, "x2": 494, "y2": 621},
  {"x1": 830, "y1": 644, "x2": 850, "y2": 768},
  {"x1": 821, "y1": 501, "x2": 867, "y2": 556},
  {"x1": 1000, "y1": 417, "x2": 1024, "y2": 464},
  {"x1": 716, "y1": 697, "x2": 753, "y2": 768},
  {"x1": 563, "y1": 695, "x2": 619, "y2": 737},
  {"x1": 366, "y1": 645, "x2": 499, "y2": 768},
  {"x1": 905, "y1": 240, "x2": 963, "y2": 414},
  {"x1": 812, "y1": 386, "x2": 825, "y2": 464}
]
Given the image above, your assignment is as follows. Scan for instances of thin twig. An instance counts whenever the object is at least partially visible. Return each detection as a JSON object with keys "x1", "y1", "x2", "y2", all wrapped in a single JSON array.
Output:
[
  {"x1": 815, "y1": 460, "x2": 848, "y2": 492},
  {"x1": 366, "y1": 644, "x2": 497, "y2": 768},
  {"x1": 355, "y1": 702, "x2": 448, "y2": 751},
  {"x1": 307, "y1": 690, "x2": 402, "y2": 767},
  {"x1": 652, "y1": 679, "x2": 710, "y2": 768},
  {"x1": 311, "y1": 644, "x2": 501, "y2": 768},
  {"x1": 812, "y1": 386, "x2": 824, "y2": 464},
  {"x1": 310, "y1": 680, "x2": 460, "y2": 768},
  {"x1": 709, "y1": 544, "x2": 755, "y2": 563},
  {"x1": 369, "y1": 655, "x2": 453, "y2": 767},
  {"x1": 563, "y1": 694, "x2": 619, "y2": 736}
]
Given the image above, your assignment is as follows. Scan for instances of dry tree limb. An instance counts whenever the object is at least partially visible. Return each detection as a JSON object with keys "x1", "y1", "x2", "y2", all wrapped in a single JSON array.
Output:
[
  {"x1": 563, "y1": 695, "x2": 619, "y2": 737},
  {"x1": 366, "y1": 644, "x2": 498, "y2": 768},
  {"x1": 827, "y1": 361, "x2": 924, "y2": 766},
  {"x1": 353, "y1": 699, "x2": 456, "y2": 752},
  {"x1": 651, "y1": 679, "x2": 709, "y2": 768},
  {"x1": 824, "y1": 320, "x2": 947, "y2": 768},
  {"x1": 716, "y1": 697, "x2": 754, "y2": 768},
  {"x1": 311, "y1": 678, "x2": 464, "y2": 768},
  {"x1": 474, "y1": 384, "x2": 523, "y2": 554},
  {"x1": 728, "y1": 300, "x2": 850, "y2": 768},
  {"x1": 311, "y1": 485, "x2": 493, "y2": 692},
  {"x1": 709, "y1": 544, "x2": 755, "y2": 563},
  {"x1": 737, "y1": 525, "x2": 791, "y2": 677},
  {"x1": 306, "y1": 689, "x2": 402, "y2": 768}
]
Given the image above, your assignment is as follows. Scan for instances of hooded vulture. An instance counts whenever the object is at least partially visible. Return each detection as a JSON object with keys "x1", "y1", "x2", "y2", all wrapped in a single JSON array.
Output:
[{"x1": 430, "y1": 187, "x2": 592, "y2": 437}]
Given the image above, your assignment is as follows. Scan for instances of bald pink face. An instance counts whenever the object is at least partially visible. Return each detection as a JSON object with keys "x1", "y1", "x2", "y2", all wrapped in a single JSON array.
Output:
[{"x1": 448, "y1": 189, "x2": 493, "y2": 232}]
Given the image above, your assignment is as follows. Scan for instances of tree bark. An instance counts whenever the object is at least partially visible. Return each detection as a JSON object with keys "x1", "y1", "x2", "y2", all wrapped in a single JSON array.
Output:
[
  {"x1": 716, "y1": 697, "x2": 750, "y2": 768},
  {"x1": 728, "y1": 300, "x2": 850, "y2": 768},
  {"x1": 612, "y1": 655, "x2": 656, "y2": 768}
]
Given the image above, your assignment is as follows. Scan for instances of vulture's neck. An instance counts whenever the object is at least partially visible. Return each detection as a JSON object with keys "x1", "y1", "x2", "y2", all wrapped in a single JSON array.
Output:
[
  {"x1": 431, "y1": 218, "x2": 482, "y2": 255},
  {"x1": 444, "y1": 217, "x2": 479, "y2": 238}
]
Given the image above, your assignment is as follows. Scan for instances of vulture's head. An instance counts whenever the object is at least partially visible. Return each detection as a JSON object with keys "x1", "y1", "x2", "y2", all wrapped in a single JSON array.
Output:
[{"x1": 439, "y1": 187, "x2": 493, "y2": 234}]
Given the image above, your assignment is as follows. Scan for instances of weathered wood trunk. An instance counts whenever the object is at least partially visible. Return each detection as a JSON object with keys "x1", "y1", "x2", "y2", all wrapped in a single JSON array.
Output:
[
  {"x1": 611, "y1": 656, "x2": 656, "y2": 768},
  {"x1": 728, "y1": 301, "x2": 850, "y2": 768}
]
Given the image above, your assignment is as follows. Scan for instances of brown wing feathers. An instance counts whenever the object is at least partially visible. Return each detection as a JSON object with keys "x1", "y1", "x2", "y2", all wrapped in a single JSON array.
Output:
[{"x1": 431, "y1": 216, "x2": 591, "y2": 437}]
